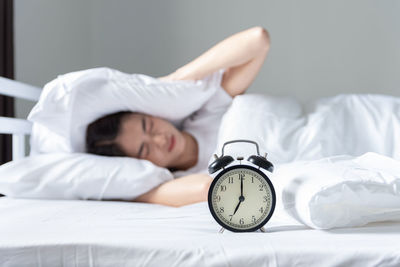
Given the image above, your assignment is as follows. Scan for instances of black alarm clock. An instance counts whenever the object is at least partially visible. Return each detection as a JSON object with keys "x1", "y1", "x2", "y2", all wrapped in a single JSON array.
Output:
[{"x1": 208, "y1": 139, "x2": 275, "y2": 233}]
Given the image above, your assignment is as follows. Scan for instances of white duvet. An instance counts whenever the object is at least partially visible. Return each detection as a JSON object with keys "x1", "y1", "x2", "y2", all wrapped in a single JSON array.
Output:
[
  {"x1": 214, "y1": 93, "x2": 400, "y2": 229},
  {"x1": 1, "y1": 197, "x2": 400, "y2": 267}
]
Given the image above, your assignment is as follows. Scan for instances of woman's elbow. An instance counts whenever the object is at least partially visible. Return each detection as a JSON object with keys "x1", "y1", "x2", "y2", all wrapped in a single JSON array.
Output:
[
  {"x1": 200, "y1": 175, "x2": 213, "y2": 202},
  {"x1": 251, "y1": 26, "x2": 271, "y2": 51}
]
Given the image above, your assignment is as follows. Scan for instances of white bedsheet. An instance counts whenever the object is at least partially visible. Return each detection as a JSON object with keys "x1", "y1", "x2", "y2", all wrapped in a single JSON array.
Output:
[{"x1": 1, "y1": 197, "x2": 399, "y2": 267}]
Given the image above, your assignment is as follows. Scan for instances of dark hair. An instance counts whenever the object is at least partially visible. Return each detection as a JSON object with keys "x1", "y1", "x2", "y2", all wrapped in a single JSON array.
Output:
[{"x1": 86, "y1": 111, "x2": 134, "y2": 157}]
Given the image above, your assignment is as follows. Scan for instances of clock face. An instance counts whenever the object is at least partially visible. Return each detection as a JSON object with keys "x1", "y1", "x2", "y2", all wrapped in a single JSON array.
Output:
[{"x1": 208, "y1": 165, "x2": 276, "y2": 232}]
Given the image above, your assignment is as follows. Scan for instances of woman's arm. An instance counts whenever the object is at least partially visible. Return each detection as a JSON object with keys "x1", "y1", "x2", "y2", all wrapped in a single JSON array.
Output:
[
  {"x1": 132, "y1": 173, "x2": 213, "y2": 207},
  {"x1": 158, "y1": 26, "x2": 270, "y2": 97}
]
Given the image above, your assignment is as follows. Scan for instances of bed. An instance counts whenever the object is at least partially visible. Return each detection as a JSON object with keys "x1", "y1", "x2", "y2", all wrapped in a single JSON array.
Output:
[{"x1": 1, "y1": 76, "x2": 400, "y2": 267}]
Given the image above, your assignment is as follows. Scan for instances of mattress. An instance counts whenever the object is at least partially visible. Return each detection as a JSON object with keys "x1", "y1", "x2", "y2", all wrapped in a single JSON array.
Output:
[{"x1": 1, "y1": 197, "x2": 399, "y2": 267}]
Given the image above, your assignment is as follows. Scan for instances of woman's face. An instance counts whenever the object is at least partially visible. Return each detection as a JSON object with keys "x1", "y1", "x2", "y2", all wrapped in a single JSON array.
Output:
[{"x1": 116, "y1": 113, "x2": 186, "y2": 168}]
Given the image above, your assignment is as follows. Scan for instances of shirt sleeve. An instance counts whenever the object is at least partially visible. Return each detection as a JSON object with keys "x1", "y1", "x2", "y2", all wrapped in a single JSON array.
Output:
[
  {"x1": 174, "y1": 69, "x2": 234, "y2": 178},
  {"x1": 183, "y1": 68, "x2": 233, "y2": 126}
]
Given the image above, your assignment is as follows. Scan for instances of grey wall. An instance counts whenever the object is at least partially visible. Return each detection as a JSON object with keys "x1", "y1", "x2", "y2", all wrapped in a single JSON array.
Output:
[
  {"x1": 14, "y1": 0, "x2": 91, "y2": 118},
  {"x1": 15, "y1": 0, "x2": 400, "y2": 119}
]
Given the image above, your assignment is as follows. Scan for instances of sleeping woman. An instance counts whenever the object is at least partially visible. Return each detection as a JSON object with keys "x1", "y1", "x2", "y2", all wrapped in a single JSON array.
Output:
[{"x1": 85, "y1": 26, "x2": 270, "y2": 207}]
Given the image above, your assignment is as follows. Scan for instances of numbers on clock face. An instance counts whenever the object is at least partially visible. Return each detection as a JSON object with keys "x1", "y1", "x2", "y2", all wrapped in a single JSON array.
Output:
[{"x1": 211, "y1": 167, "x2": 273, "y2": 231}]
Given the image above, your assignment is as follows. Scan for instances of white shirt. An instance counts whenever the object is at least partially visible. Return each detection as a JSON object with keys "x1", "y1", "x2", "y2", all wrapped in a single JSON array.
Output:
[{"x1": 173, "y1": 69, "x2": 233, "y2": 178}]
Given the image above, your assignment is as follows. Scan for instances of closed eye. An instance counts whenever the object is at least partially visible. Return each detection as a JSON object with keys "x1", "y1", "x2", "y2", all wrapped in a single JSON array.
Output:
[
  {"x1": 140, "y1": 116, "x2": 152, "y2": 158},
  {"x1": 146, "y1": 118, "x2": 154, "y2": 157},
  {"x1": 137, "y1": 116, "x2": 146, "y2": 158}
]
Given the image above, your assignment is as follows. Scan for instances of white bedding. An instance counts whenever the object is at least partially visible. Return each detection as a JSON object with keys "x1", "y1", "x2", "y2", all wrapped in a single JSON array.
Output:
[
  {"x1": 214, "y1": 93, "x2": 400, "y2": 164},
  {"x1": 1, "y1": 197, "x2": 400, "y2": 267},
  {"x1": 212, "y1": 93, "x2": 400, "y2": 229},
  {"x1": 2, "y1": 92, "x2": 400, "y2": 266}
]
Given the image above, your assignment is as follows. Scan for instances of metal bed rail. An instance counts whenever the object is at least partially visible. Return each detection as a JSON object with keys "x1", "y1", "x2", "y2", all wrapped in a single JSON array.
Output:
[{"x1": 0, "y1": 77, "x2": 41, "y2": 161}]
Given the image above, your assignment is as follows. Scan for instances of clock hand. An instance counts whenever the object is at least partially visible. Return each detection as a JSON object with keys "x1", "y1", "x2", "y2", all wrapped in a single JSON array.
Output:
[
  {"x1": 240, "y1": 174, "x2": 243, "y2": 197},
  {"x1": 233, "y1": 200, "x2": 241, "y2": 215},
  {"x1": 233, "y1": 174, "x2": 245, "y2": 216},
  {"x1": 231, "y1": 175, "x2": 247, "y2": 217}
]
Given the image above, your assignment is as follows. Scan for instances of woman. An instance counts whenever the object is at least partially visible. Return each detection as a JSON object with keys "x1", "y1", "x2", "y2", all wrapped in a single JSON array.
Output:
[{"x1": 86, "y1": 26, "x2": 270, "y2": 207}]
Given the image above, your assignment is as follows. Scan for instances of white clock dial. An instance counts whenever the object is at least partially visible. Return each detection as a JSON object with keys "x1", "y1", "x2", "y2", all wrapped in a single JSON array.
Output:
[{"x1": 209, "y1": 166, "x2": 275, "y2": 231}]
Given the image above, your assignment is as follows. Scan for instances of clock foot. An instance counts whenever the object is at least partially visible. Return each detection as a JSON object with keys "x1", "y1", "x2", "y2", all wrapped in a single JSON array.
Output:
[
  {"x1": 219, "y1": 227, "x2": 225, "y2": 234},
  {"x1": 260, "y1": 227, "x2": 266, "y2": 233}
]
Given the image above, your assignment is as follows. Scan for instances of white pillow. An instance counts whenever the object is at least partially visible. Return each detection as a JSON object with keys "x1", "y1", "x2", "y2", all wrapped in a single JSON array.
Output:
[
  {"x1": 304, "y1": 93, "x2": 400, "y2": 160},
  {"x1": 0, "y1": 153, "x2": 173, "y2": 200},
  {"x1": 20, "y1": 67, "x2": 225, "y2": 200},
  {"x1": 28, "y1": 67, "x2": 225, "y2": 153},
  {"x1": 274, "y1": 152, "x2": 400, "y2": 229},
  {"x1": 212, "y1": 93, "x2": 304, "y2": 165},
  {"x1": 213, "y1": 93, "x2": 400, "y2": 165}
]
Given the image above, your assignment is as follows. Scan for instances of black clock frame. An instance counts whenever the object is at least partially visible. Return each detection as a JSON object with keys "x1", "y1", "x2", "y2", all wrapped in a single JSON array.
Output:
[{"x1": 208, "y1": 164, "x2": 276, "y2": 233}]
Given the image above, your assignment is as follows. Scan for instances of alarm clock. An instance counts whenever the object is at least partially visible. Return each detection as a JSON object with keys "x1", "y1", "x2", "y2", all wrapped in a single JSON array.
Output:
[{"x1": 207, "y1": 139, "x2": 275, "y2": 233}]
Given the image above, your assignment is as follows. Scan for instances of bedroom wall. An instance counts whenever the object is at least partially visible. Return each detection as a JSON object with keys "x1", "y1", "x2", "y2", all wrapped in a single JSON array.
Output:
[
  {"x1": 90, "y1": 0, "x2": 400, "y2": 104},
  {"x1": 14, "y1": 0, "x2": 400, "y2": 120},
  {"x1": 14, "y1": 0, "x2": 91, "y2": 119},
  {"x1": 13, "y1": 0, "x2": 92, "y2": 154}
]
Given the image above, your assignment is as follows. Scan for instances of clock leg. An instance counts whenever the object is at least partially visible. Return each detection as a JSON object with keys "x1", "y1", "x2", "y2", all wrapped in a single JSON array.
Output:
[
  {"x1": 260, "y1": 227, "x2": 266, "y2": 233},
  {"x1": 219, "y1": 227, "x2": 225, "y2": 234}
]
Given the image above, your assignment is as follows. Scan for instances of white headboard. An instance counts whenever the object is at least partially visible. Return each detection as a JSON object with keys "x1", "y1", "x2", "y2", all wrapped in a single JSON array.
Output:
[{"x1": 0, "y1": 77, "x2": 41, "y2": 161}]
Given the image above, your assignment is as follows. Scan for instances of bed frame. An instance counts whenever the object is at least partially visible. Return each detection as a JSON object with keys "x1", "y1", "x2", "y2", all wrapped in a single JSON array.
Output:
[{"x1": 0, "y1": 77, "x2": 41, "y2": 160}]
